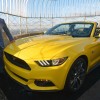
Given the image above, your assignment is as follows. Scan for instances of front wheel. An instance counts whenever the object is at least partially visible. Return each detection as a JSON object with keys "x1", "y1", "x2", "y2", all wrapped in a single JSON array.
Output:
[{"x1": 65, "y1": 58, "x2": 87, "y2": 92}]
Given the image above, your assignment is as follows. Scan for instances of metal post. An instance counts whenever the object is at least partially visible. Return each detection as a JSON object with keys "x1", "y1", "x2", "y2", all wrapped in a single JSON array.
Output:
[
  {"x1": 20, "y1": 0, "x2": 21, "y2": 16},
  {"x1": 26, "y1": 17, "x2": 28, "y2": 34},
  {"x1": 25, "y1": 0, "x2": 28, "y2": 17},
  {"x1": 6, "y1": 0, "x2": 8, "y2": 13},
  {"x1": 7, "y1": 14, "x2": 9, "y2": 25},
  {"x1": 40, "y1": 16, "x2": 41, "y2": 32},
  {"x1": 20, "y1": 17, "x2": 22, "y2": 35},
  {"x1": 6, "y1": 0, "x2": 9, "y2": 26},
  {"x1": 10, "y1": 0, "x2": 12, "y2": 14},
  {"x1": 2, "y1": 0, "x2": 4, "y2": 12},
  {"x1": 52, "y1": 14, "x2": 53, "y2": 27},
  {"x1": 15, "y1": 0, "x2": 17, "y2": 15}
]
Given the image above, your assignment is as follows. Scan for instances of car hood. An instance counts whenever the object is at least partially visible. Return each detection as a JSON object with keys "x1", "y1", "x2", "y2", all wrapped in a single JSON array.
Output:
[{"x1": 4, "y1": 35, "x2": 89, "y2": 60}]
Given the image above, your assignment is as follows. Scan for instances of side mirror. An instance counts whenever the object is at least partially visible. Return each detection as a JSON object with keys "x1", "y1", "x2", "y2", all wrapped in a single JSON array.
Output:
[
  {"x1": 95, "y1": 28, "x2": 100, "y2": 38},
  {"x1": 95, "y1": 33, "x2": 100, "y2": 38}
]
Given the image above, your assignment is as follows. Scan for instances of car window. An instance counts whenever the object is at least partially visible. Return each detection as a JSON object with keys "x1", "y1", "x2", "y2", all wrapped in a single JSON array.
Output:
[
  {"x1": 50, "y1": 25, "x2": 69, "y2": 34},
  {"x1": 45, "y1": 23, "x2": 93, "y2": 37}
]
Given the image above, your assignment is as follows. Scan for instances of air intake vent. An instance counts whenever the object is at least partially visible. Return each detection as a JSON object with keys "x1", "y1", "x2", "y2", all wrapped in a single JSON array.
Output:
[{"x1": 4, "y1": 52, "x2": 31, "y2": 70}]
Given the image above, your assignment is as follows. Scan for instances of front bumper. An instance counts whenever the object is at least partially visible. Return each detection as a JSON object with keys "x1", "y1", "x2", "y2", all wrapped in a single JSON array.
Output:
[{"x1": 4, "y1": 55, "x2": 71, "y2": 91}]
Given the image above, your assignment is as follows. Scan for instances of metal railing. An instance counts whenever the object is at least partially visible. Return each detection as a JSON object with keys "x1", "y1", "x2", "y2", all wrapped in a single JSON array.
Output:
[
  {"x1": 0, "y1": 0, "x2": 100, "y2": 37},
  {"x1": 1, "y1": 12, "x2": 100, "y2": 37}
]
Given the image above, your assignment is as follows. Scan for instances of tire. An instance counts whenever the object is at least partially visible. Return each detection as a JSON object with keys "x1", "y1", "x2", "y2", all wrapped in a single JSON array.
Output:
[{"x1": 65, "y1": 57, "x2": 87, "y2": 92}]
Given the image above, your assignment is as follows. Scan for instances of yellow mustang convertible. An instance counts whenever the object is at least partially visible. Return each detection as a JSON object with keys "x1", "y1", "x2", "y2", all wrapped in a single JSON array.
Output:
[{"x1": 4, "y1": 22, "x2": 100, "y2": 92}]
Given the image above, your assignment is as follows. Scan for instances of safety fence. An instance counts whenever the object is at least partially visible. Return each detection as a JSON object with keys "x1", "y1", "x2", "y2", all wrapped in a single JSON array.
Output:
[{"x1": 0, "y1": 12, "x2": 100, "y2": 37}]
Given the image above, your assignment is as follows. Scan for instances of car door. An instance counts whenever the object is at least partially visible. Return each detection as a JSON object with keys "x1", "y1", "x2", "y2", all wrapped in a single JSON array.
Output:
[{"x1": 89, "y1": 33, "x2": 100, "y2": 68}]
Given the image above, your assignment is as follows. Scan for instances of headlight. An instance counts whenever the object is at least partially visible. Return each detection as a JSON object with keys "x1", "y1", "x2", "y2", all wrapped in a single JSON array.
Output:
[{"x1": 35, "y1": 57, "x2": 68, "y2": 67}]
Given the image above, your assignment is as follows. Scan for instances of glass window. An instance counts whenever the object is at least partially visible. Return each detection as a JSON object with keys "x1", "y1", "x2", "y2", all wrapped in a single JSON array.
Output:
[{"x1": 45, "y1": 23, "x2": 93, "y2": 37}]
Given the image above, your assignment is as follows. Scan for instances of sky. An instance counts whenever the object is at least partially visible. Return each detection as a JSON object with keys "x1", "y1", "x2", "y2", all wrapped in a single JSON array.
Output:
[
  {"x1": 0, "y1": 0, "x2": 100, "y2": 17},
  {"x1": 27, "y1": 0, "x2": 100, "y2": 17}
]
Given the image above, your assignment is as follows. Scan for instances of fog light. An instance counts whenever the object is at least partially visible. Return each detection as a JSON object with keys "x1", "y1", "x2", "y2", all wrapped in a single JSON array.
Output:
[{"x1": 34, "y1": 79, "x2": 55, "y2": 87}]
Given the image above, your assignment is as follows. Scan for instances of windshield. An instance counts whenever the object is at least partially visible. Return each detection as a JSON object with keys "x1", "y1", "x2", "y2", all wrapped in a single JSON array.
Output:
[{"x1": 45, "y1": 23, "x2": 93, "y2": 37}]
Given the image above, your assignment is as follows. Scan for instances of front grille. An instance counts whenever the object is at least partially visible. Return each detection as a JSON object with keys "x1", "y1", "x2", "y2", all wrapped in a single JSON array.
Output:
[{"x1": 4, "y1": 52, "x2": 31, "y2": 70}]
